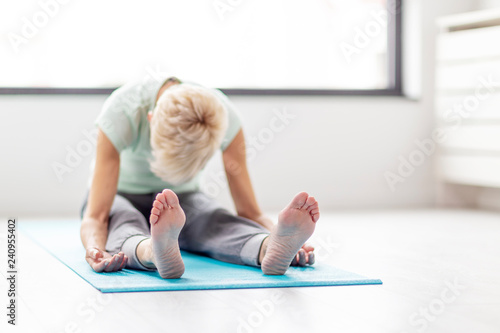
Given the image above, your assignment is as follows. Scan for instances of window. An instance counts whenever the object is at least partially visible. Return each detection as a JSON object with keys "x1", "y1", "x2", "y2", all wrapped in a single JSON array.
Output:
[{"x1": 0, "y1": 0, "x2": 401, "y2": 95}]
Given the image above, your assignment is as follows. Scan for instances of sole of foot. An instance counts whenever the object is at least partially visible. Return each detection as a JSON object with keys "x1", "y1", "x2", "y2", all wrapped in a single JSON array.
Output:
[
  {"x1": 261, "y1": 192, "x2": 320, "y2": 275},
  {"x1": 150, "y1": 189, "x2": 186, "y2": 279}
]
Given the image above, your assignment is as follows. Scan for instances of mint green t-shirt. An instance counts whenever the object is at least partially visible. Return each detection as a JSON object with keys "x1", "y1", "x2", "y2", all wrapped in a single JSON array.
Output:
[{"x1": 93, "y1": 76, "x2": 242, "y2": 194}]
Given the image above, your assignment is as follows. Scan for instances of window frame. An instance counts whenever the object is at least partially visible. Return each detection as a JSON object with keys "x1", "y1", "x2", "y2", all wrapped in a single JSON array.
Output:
[{"x1": 0, "y1": 0, "x2": 402, "y2": 97}]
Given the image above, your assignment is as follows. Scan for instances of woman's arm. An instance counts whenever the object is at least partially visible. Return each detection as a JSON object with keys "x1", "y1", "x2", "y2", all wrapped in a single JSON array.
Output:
[
  {"x1": 222, "y1": 129, "x2": 273, "y2": 230},
  {"x1": 80, "y1": 129, "x2": 127, "y2": 272}
]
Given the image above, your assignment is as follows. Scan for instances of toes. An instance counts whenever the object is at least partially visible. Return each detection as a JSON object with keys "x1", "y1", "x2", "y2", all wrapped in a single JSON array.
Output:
[
  {"x1": 304, "y1": 196, "x2": 317, "y2": 210},
  {"x1": 153, "y1": 200, "x2": 163, "y2": 210},
  {"x1": 307, "y1": 200, "x2": 320, "y2": 222},
  {"x1": 307, "y1": 200, "x2": 319, "y2": 222},
  {"x1": 156, "y1": 193, "x2": 167, "y2": 208},
  {"x1": 151, "y1": 207, "x2": 161, "y2": 216},
  {"x1": 311, "y1": 211, "x2": 320, "y2": 223},
  {"x1": 307, "y1": 202, "x2": 319, "y2": 213},
  {"x1": 290, "y1": 192, "x2": 309, "y2": 209},
  {"x1": 162, "y1": 189, "x2": 179, "y2": 208},
  {"x1": 291, "y1": 254, "x2": 298, "y2": 266},
  {"x1": 151, "y1": 196, "x2": 165, "y2": 224}
]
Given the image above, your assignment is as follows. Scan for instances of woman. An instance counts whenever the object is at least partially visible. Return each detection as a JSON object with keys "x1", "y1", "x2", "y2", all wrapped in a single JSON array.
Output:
[{"x1": 80, "y1": 76, "x2": 320, "y2": 278}]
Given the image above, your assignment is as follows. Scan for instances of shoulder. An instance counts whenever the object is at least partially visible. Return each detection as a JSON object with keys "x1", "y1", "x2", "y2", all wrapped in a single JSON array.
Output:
[
  {"x1": 103, "y1": 76, "x2": 161, "y2": 115},
  {"x1": 96, "y1": 76, "x2": 165, "y2": 152}
]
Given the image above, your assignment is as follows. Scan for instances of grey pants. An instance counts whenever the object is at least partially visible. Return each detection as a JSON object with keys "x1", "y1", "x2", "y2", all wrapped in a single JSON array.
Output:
[{"x1": 80, "y1": 190, "x2": 269, "y2": 271}]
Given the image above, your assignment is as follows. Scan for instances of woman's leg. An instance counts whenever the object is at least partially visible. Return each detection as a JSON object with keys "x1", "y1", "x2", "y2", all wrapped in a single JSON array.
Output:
[
  {"x1": 176, "y1": 191, "x2": 270, "y2": 267},
  {"x1": 175, "y1": 190, "x2": 320, "y2": 275}
]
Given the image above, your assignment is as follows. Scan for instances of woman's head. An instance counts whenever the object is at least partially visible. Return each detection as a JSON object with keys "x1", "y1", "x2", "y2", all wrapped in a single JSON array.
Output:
[{"x1": 149, "y1": 83, "x2": 228, "y2": 185}]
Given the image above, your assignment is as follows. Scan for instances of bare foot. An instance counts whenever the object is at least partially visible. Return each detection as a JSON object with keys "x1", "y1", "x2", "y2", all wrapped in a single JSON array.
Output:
[
  {"x1": 261, "y1": 192, "x2": 320, "y2": 275},
  {"x1": 149, "y1": 189, "x2": 186, "y2": 279}
]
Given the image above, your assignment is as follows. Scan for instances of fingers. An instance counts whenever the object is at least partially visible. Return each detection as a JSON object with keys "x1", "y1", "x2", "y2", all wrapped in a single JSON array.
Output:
[
  {"x1": 86, "y1": 247, "x2": 102, "y2": 260},
  {"x1": 104, "y1": 252, "x2": 123, "y2": 272},
  {"x1": 302, "y1": 243, "x2": 315, "y2": 252},
  {"x1": 118, "y1": 255, "x2": 128, "y2": 270},
  {"x1": 290, "y1": 247, "x2": 316, "y2": 267},
  {"x1": 86, "y1": 249, "x2": 128, "y2": 273},
  {"x1": 91, "y1": 259, "x2": 110, "y2": 273},
  {"x1": 297, "y1": 249, "x2": 307, "y2": 266},
  {"x1": 105, "y1": 255, "x2": 120, "y2": 272},
  {"x1": 290, "y1": 249, "x2": 308, "y2": 267},
  {"x1": 308, "y1": 251, "x2": 315, "y2": 265},
  {"x1": 86, "y1": 247, "x2": 105, "y2": 272},
  {"x1": 93, "y1": 252, "x2": 128, "y2": 272},
  {"x1": 301, "y1": 244, "x2": 315, "y2": 265}
]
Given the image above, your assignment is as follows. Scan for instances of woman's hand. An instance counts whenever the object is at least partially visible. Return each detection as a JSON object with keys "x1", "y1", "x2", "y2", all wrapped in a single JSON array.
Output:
[
  {"x1": 291, "y1": 243, "x2": 315, "y2": 266},
  {"x1": 85, "y1": 247, "x2": 128, "y2": 273}
]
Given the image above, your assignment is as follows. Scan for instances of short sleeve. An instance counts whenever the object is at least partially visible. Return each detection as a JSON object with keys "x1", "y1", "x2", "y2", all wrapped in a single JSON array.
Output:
[
  {"x1": 95, "y1": 83, "x2": 141, "y2": 153},
  {"x1": 212, "y1": 89, "x2": 242, "y2": 151}
]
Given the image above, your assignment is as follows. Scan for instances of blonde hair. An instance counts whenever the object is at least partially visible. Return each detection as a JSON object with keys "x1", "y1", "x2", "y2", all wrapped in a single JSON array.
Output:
[{"x1": 149, "y1": 83, "x2": 228, "y2": 185}]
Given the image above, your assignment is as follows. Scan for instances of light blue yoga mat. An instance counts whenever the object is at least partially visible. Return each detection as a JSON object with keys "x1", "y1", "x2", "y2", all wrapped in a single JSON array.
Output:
[{"x1": 19, "y1": 219, "x2": 382, "y2": 293}]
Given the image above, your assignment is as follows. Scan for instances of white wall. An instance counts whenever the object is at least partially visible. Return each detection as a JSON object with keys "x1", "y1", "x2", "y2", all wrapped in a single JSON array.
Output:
[
  {"x1": 0, "y1": 94, "x2": 429, "y2": 217},
  {"x1": 0, "y1": 0, "x2": 479, "y2": 218},
  {"x1": 478, "y1": 0, "x2": 500, "y2": 9}
]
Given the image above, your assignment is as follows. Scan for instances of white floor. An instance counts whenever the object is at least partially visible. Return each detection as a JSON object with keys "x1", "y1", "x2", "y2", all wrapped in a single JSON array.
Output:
[{"x1": 1, "y1": 209, "x2": 499, "y2": 333}]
